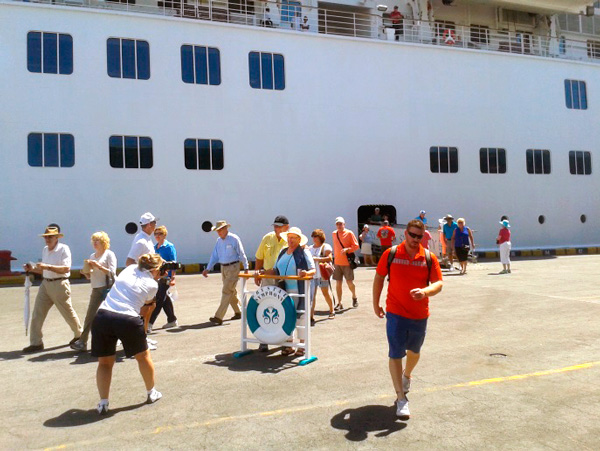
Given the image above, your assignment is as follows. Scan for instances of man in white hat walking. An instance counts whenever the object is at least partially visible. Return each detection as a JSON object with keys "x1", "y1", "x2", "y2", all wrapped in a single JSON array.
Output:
[
  {"x1": 23, "y1": 225, "x2": 82, "y2": 353},
  {"x1": 126, "y1": 212, "x2": 158, "y2": 266},
  {"x1": 203, "y1": 221, "x2": 249, "y2": 325}
]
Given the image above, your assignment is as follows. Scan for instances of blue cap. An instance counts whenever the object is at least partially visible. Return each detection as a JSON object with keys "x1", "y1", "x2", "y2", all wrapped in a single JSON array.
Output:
[{"x1": 500, "y1": 220, "x2": 510, "y2": 228}]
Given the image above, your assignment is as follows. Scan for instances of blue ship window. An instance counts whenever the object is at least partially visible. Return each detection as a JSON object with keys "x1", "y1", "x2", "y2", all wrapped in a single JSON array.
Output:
[
  {"x1": 430, "y1": 146, "x2": 458, "y2": 173},
  {"x1": 107, "y1": 38, "x2": 150, "y2": 80},
  {"x1": 109, "y1": 135, "x2": 153, "y2": 168},
  {"x1": 526, "y1": 149, "x2": 551, "y2": 174},
  {"x1": 28, "y1": 133, "x2": 75, "y2": 167},
  {"x1": 249, "y1": 51, "x2": 285, "y2": 90},
  {"x1": 480, "y1": 148, "x2": 507, "y2": 174},
  {"x1": 281, "y1": 0, "x2": 301, "y2": 24},
  {"x1": 184, "y1": 139, "x2": 224, "y2": 170},
  {"x1": 569, "y1": 151, "x2": 592, "y2": 175},
  {"x1": 565, "y1": 80, "x2": 587, "y2": 110},
  {"x1": 27, "y1": 32, "x2": 73, "y2": 75},
  {"x1": 181, "y1": 45, "x2": 221, "y2": 85}
]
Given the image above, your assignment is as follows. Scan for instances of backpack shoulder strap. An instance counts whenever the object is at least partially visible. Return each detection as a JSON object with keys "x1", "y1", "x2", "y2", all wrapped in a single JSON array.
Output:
[
  {"x1": 425, "y1": 248, "x2": 432, "y2": 285},
  {"x1": 386, "y1": 245, "x2": 398, "y2": 282}
]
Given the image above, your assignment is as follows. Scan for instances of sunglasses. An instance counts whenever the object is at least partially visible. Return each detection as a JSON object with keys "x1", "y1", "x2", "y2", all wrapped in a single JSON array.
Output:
[{"x1": 407, "y1": 231, "x2": 423, "y2": 240}]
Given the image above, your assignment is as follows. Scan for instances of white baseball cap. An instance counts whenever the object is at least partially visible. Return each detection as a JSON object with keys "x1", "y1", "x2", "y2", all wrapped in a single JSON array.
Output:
[
  {"x1": 335, "y1": 216, "x2": 345, "y2": 224},
  {"x1": 139, "y1": 212, "x2": 158, "y2": 225}
]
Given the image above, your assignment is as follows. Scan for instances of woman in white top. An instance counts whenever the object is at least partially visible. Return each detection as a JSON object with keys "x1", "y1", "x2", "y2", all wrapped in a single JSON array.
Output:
[
  {"x1": 91, "y1": 253, "x2": 163, "y2": 415},
  {"x1": 71, "y1": 232, "x2": 117, "y2": 352},
  {"x1": 308, "y1": 229, "x2": 335, "y2": 322}
]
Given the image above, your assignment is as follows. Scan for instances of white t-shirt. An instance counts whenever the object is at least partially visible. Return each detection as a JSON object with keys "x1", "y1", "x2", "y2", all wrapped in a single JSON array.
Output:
[
  {"x1": 42, "y1": 243, "x2": 71, "y2": 279},
  {"x1": 89, "y1": 250, "x2": 118, "y2": 289},
  {"x1": 127, "y1": 231, "x2": 154, "y2": 262},
  {"x1": 99, "y1": 265, "x2": 158, "y2": 317},
  {"x1": 308, "y1": 243, "x2": 332, "y2": 279}
]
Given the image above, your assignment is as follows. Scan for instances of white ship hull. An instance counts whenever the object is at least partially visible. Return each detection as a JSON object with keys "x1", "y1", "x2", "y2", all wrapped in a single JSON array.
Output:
[{"x1": 2, "y1": 2, "x2": 599, "y2": 267}]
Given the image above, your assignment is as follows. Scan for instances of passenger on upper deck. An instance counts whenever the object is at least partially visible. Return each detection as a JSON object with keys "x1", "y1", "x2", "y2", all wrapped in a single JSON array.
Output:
[
  {"x1": 369, "y1": 207, "x2": 383, "y2": 225},
  {"x1": 390, "y1": 6, "x2": 404, "y2": 41},
  {"x1": 300, "y1": 15, "x2": 310, "y2": 31}
]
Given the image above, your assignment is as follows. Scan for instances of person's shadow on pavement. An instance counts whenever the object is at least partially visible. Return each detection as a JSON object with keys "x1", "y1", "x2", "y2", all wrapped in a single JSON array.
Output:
[
  {"x1": 330, "y1": 404, "x2": 407, "y2": 441},
  {"x1": 44, "y1": 402, "x2": 147, "y2": 427}
]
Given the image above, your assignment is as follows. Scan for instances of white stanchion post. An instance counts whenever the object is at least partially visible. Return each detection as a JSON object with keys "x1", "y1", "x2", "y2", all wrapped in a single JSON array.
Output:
[{"x1": 240, "y1": 277, "x2": 247, "y2": 353}]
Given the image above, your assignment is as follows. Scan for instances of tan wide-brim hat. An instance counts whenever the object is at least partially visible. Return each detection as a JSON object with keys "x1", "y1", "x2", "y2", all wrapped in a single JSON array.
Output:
[
  {"x1": 211, "y1": 220, "x2": 231, "y2": 231},
  {"x1": 281, "y1": 227, "x2": 308, "y2": 246},
  {"x1": 39, "y1": 227, "x2": 64, "y2": 238}
]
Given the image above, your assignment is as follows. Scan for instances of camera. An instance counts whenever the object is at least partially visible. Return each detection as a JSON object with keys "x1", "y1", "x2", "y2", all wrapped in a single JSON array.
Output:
[{"x1": 160, "y1": 261, "x2": 182, "y2": 275}]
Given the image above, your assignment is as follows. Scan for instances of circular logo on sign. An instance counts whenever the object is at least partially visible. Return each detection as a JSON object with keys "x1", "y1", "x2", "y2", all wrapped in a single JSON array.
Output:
[{"x1": 247, "y1": 286, "x2": 296, "y2": 345}]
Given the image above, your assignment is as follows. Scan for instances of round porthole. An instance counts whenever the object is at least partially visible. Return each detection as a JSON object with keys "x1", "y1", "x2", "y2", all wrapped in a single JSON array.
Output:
[
  {"x1": 538, "y1": 215, "x2": 545, "y2": 225},
  {"x1": 580, "y1": 214, "x2": 587, "y2": 223},
  {"x1": 202, "y1": 221, "x2": 213, "y2": 233},
  {"x1": 125, "y1": 222, "x2": 138, "y2": 234}
]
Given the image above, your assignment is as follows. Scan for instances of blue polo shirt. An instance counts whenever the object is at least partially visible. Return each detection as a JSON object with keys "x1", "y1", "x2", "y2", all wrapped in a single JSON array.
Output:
[
  {"x1": 443, "y1": 222, "x2": 458, "y2": 240},
  {"x1": 415, "y1": 216, "x2": 428, "y2": 225},
  {"x1": 155, "y1": 240, "x2": 177, "y2": 277}
]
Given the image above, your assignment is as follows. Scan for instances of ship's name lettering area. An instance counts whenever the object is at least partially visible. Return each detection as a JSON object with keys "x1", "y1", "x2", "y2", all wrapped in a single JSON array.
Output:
[{"x1": 254, "y1": 286, "x2": 288, "y2": 303}]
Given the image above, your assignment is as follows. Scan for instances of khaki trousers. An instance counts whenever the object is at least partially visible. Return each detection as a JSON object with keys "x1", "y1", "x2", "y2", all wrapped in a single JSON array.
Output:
[
  {"x1": 80, "y1": 287, "x2": 107, "y2": 344},
  {"x1": 214, "y1": 264, "x2": 241, "y2": 320},
  {"x1": 30, "y1": 279, "x2": 82, "y2": 346}
]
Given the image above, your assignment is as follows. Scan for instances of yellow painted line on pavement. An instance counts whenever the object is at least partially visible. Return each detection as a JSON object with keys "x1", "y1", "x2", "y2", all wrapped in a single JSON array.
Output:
[{"x1": 44, "y1": 360, "x2": 600, "y2": 451}]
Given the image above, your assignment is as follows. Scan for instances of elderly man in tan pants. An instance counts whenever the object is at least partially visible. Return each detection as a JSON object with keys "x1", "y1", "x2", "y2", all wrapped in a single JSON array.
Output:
[
  {"x1": 202, "y1": 220, "x2": 249, "y2": 325},
  {"x1": 23, "y1": 226, "x2": 82, "y2": 353}
]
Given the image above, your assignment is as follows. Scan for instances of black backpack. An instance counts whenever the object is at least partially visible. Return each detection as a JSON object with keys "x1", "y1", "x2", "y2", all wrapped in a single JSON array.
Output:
[{"x1": 387, "y1": 246, "x2": 432, "y2": 285}]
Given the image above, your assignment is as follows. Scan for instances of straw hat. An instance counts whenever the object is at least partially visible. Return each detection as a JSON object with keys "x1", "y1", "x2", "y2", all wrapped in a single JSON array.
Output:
[
  {"x1": 211, "y1": 220, "x2": 231, "y2": 231},
  {"x1": 281, "y1": 227, "x2": 308, "y2": 246},
  {"x1": 39, "y1": 226, "x2": 63, "y2": 238}
]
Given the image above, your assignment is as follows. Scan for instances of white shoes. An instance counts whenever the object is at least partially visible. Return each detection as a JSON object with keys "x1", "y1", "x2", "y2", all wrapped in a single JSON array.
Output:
[
  {"x1": 396, "y1": 398, "x2": 410, "y2": 419},
  {"x1": 402, "y1": 373, "x2": 411, "y2": 394},
  {"x1": 97, "y1": 400, "x2": 109, "y2": 415},
  {"x1": 147, "y1": 388, "x2": 162, "y2": 404},
  {"x1": 163, "y1": 320, "x2": 178, "y2": 329},
  {"x1": 146, "y1": 337, "x2": 158, "y2": 350},
  {"x1": 147, "y1": 323, "x2": 153, "y2": 334}
]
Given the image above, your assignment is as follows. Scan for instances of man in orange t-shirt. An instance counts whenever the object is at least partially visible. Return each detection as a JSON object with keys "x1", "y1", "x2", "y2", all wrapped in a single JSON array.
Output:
[
  {"x1": 372, "y1": 219, "x2": 443, "y2": 419},
  {"x1": 332, "y1": 217, "x2": 360, "y2": 310},
  {"x1": 377, "y1": 221, "x2": 396, "y2": 254}
]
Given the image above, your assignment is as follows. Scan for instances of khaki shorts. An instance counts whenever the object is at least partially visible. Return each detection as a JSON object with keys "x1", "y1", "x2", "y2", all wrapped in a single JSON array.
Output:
[{"x1": 333, "y1": 264, "x2": 354, "y2": 281}]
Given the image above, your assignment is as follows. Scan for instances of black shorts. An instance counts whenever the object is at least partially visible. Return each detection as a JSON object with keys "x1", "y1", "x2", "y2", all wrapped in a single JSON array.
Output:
[
  {"x1": 455, "y1": 246, "x2": 469, "y2": 262},
  {"x1": 91, "y1": 309, "x2": 148, "y2": 358}
]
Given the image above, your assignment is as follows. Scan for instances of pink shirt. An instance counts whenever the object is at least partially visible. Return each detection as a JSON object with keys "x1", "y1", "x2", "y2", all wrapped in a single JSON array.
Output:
[{"x1": 498, "y1": 228, "x2": 511, "y2": 244}]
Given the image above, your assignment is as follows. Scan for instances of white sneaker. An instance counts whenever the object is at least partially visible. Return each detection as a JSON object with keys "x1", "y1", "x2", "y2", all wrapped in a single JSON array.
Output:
[
  {"x1": 163, "y1": 320, "x2": 178, "y2": 329},
  {"x1": 402, "y1": 373, "x2": 411, "y2": 394},
  {"x1": 147, "y1": 389, "x2": 162, "y2": 404},
  {"x1": 396, "y1": 398, "x2": 410, "y2": 419},
  {"x1": 147, "y1": 323, "x2": 153, "y2": 334},
  {"x1": 147, "y1": 337, "x2": 158, "y2": 345},
  {"x1": 96, "y1": 400, "x2": 109, "y2": 415},
  {"x1": 116, "y1": 339, "x2": 122, "y2": 348}
]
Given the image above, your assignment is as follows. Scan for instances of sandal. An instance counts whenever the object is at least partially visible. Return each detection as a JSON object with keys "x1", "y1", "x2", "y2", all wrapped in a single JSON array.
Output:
[
  {"x1": 294, "y1": 348, "x2": 305, "y2": 357},
  {"x1": 281, "y1": 347, "x2": 294, "y2": 356},
  {"x1": 328, "y1": 311, "x2": 335, "y2": 319}
]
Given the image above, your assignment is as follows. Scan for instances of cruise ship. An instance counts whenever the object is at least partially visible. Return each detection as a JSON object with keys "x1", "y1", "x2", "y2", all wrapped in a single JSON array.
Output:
[{"x1": 2, "y1": 0, "x2": 599, "y2": 267}]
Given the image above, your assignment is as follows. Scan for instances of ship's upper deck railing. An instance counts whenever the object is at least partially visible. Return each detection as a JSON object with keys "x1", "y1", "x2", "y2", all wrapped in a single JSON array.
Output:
[{"x1": 10, "y1": 0, "x2": 600, "y2": 64}]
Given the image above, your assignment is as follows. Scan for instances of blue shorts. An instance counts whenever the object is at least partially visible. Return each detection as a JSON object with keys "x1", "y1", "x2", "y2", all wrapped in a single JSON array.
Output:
[{"x1": 386, "y1": 312, "x2": 428, "y2": 359}]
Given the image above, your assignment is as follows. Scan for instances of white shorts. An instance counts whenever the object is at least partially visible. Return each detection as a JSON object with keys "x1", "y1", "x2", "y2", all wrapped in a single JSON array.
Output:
[{"x1": 361, "y1": 243, "x2": 372, "y2": 255}]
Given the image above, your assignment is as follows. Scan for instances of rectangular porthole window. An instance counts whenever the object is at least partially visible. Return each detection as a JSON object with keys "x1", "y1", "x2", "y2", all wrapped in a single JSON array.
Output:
[
  {"x1": 107, "y1": 38, "x2": 150, "y2": 80},
  {"x1": 181, "y1": 45, "x2": 221, "y2": 85},
  {"x1": 526, "y1": 149, "x2": 551, "y2": 174},
  {"x1": 569, "y1": 151, "x2": 592, "y2": 175},
  {"x1": 248, "y1": 52, "x2": 285, "y2": 90},
  {"x1": 479, "y1": 148, "x2": 507, "y2": 174},
  {"x1": 429, "y1": 146, "x2": 458, "y2": 173},
  {"x1": 184, "y1": 139, "x2": 224, "y2": 170},
  {"x1": 27, "y1": 32, "x2": 73, "y2": 74},
  {"x1": 109, "y1": 136, "x2": 153, "y2": 168},
  {"x1": 28, "y1": 133, "x2": 75, "y2": 167},
  {"x1": 565, "y1": 80, "x2": 587, "y2": 110}
]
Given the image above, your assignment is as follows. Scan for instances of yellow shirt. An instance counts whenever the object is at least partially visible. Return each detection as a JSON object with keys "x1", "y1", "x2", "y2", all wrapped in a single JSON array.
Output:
[{"x1": 255, "y1": 231, "x2": 287, "y2": 270}]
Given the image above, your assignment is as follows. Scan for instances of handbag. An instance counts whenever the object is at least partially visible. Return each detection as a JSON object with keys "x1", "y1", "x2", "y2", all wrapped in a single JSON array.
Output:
[
  {"x1": 318, "y1": 245, "x2": 335, "y2": 280},
  {"x1": 336, "y1": 232, "x2": 358, "y2": 270},
  {"x1": 105, "y1": 271, "x2": 115, "y2": 289}
]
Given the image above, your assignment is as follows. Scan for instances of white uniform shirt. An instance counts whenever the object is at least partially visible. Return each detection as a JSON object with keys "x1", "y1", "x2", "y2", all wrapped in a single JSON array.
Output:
[
  {"x1": 308, "y1": 243, "x2": 332, "y2": 279},
  {"x1": 99, "y1": 265, "x2": 158, "y2": 317},
  {"x1": 42, "y1": 243, "x2": 71, "y2": 279},
  {"x1": 89, "y1": 249, "x2": 118, "y2": 289},
  {"x1": 127, "y1": 231, "x2": 154, "y2": 262}
]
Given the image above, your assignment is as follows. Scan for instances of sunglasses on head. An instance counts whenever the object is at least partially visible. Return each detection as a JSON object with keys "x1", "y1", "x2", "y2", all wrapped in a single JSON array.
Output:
[{"x1": 407, "y1": 231, "x2": 423, "y2": 240}]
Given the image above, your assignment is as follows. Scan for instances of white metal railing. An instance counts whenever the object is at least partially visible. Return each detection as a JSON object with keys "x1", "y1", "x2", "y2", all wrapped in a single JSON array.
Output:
[{"x1": 9, "y1": 0, "x2": 600, "y2": 64}]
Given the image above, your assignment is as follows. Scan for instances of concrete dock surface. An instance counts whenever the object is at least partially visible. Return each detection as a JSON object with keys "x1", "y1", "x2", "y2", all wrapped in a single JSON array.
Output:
[{"x1": 1, "y1": 255, "x2": 599, "y2": 450}]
